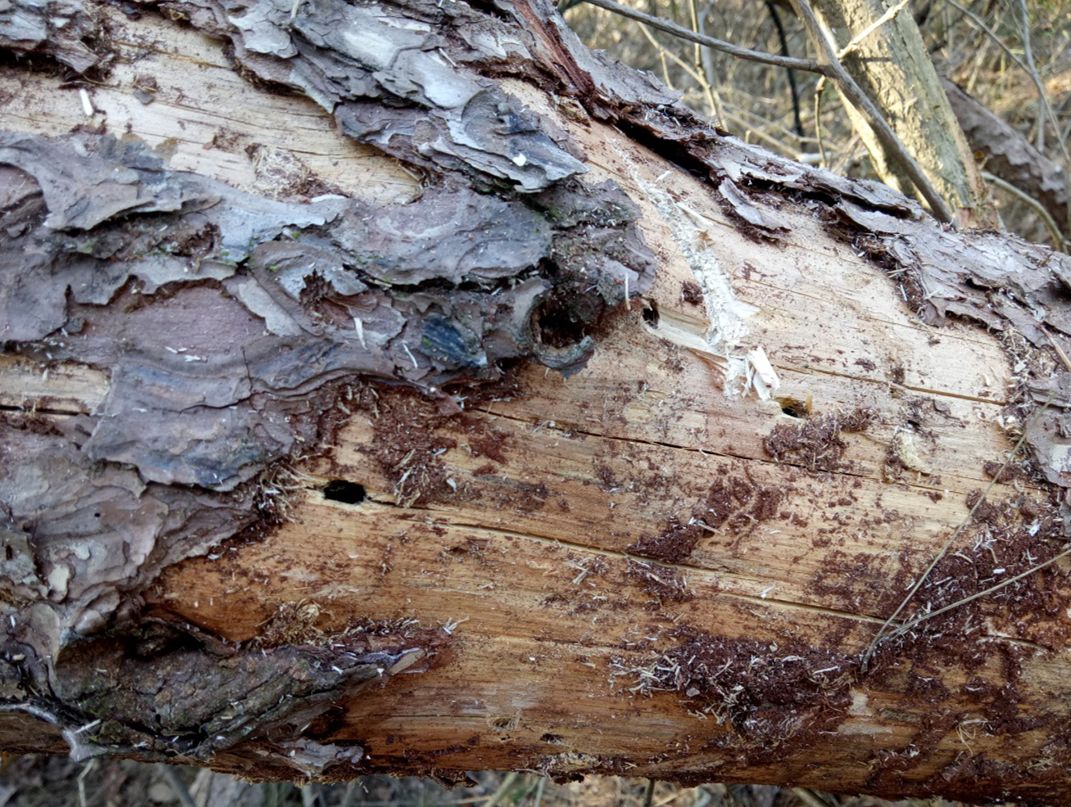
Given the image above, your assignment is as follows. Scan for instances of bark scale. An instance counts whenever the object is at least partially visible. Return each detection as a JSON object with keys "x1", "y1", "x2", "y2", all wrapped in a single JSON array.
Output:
[{"x1": 943, "y1": 78, "x2": 1070, "y2": 241}]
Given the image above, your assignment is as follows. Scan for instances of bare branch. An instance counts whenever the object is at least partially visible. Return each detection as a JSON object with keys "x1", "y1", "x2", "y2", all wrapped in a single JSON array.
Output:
[
  {"x1": 982, "y1": 170, "x2": 1069, "y2": 250},
  {"x1": 764, "y1": 0, "x2": 805, "y2": 139},
  {"x1": 575, "y1": 0, "x2": 956, "y2": 222},
  {"x1": 940, "y1": 0, "x2": 1070, "y2": 167},
  {"x1": 579, "y1": 0, "x2": 832, "y2": 76}
]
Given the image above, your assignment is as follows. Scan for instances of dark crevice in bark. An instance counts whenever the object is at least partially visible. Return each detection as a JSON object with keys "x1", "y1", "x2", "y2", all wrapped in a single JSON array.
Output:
[{"x1": 1, "y1": 614, "x2": 443, "y2": 776}]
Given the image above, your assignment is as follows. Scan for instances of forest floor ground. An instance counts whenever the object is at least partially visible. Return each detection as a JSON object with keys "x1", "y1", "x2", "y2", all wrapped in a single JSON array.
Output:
[{"x1": 0, "y1": 754, "x2": 982, "y2": 807}]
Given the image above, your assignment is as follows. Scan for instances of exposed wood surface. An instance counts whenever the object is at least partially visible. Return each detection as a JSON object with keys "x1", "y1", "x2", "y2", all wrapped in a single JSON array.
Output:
[
  {"x1": 0, "y1": 15, "x2": 418, "y2": 207},
  {"x1": 3, "y1": 4, "x2": 1071, "y2": 803}
]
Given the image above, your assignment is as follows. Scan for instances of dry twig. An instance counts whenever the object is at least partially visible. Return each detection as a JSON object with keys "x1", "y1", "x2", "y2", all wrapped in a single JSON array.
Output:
[
  {"x1": 579, "y1": 0, "x2": 830, "y2": 75},
  {"x1": 581, "y1": 0, "x2": 956, "y2": 222},
  {"x1": 861, "y1": 397, "x2": 1051, "y2": 668},
  {"x1": 789, "y1": 0, "x2": 955, "y2": 222},
  {"x1": 982, "y1": 170, "x2": 1069, "y2": 249}
]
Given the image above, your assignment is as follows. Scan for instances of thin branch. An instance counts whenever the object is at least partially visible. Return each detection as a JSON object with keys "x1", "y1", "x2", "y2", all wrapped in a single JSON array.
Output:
[
  {"x1": 764, "y1": 0, "x2": 805, "y2": 138},
  {"x1": 580, "y1": 0, "x2": 832, "y2": 75},
  {"x1": 687, "y1": 0, "x2": 701, "y2": 75},
  {"x1": 813, "y1": 77, "x2": 829, "y2": 167},
  {"x1": 689, "y1": 0, "x2": 725, "y2": 126},
  {"x1": 653, "y1": 32, "x2": 676, "y2": 92},
  {"x1": 532, "y1": 777, "x2": 547, "y2": 807},
  {"x1": 636, "y1": 22, "x2": 690, "y2": 91},
  {"x1": 981, "y1": 170, "x2": 1068, "y2": 250},
  {"x1": 939, "y1": 0, "x2": 1070, "y2": 167},
  {"x1": 788, "y1": 0, "x2": 956, "y2": 223}
]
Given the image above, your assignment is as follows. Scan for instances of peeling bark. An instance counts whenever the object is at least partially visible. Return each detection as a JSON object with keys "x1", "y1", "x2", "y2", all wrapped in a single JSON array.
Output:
[
  {"x1": 0, "y1": 125, "x2": 653, "y2": 607},
  {"x1": 3, "y1": 0, "x2": 1071, "y2": 800},
  {"x1": 0, "y1": 0, "x2": 101, "y2": 72},
  {"x1": 3, "y1": 617, "x2": 436, "y2": 774},
  {"x1": 0, "y1": 0, "x2": 656, "y2": 770}
]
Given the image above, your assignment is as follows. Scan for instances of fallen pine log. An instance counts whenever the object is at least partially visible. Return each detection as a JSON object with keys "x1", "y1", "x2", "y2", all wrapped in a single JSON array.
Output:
[{"x1": 2, "y1": 0, "x2": 1071, "y2": 802}]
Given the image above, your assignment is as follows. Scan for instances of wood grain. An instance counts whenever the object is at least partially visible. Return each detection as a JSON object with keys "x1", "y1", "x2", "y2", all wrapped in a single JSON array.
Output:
[{"x1": 3, "y1": 6, "x2": 1069, "y2": 801}]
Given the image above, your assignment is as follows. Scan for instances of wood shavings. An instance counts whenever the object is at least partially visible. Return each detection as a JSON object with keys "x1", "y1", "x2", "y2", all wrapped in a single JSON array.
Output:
[
  {"x1": 747, "y1": 346, "x2": 780, "y2": 400},
  {"x1": 892, "y1": 429, "x2": 933, "y2": 475}
]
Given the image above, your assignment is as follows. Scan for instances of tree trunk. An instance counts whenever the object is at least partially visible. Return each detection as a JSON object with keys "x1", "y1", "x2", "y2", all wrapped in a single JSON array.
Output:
[
  {"x1": 3, "y1": 0, "x2": 1071, "y2": 802},
  {"x1": 805, "y1": 0, "x2": 997, "y2": 226}
]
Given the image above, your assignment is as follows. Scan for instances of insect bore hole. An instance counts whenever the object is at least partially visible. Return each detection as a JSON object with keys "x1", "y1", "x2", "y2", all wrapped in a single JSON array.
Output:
[
  {"x1": 775, "y1": 395, "x2": 812, "y2": 419},
  {"x1": 642, "y1": 301, "x2": 659, "y2": 327},
  {"x1": 322, "y1": 480, "x2": 367, "y2": 505}
]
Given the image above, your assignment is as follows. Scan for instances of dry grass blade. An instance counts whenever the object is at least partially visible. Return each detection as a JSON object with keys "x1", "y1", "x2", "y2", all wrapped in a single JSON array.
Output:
[
  {"x1": 1014, "y1": 0, "x2": 1043, "y2": 150},
  {"x1": 484, "y1": 772, "x2": 520, "y2": 807},
  {"x1": 532, "y1": 777, "x2": 547, "y2": 807},
  {"x1": 887, "y1": 544, "x2": 1071, "y2": 640},
  {"x1": 792, "y1": 788, "x2": 832, "y2": 807},
  {"x1": 158, "y1": 766, "x2": 198, "y2": 807}
]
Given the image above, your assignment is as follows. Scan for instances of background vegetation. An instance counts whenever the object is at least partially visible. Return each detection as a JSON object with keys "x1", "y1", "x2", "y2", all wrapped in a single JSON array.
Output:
[
  {"x1": 566, "y1": 0, "x2": 1070, "y2": 245},
  {"x1": 0, "y1": 752, "x2": 956, "y2": 807}
]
